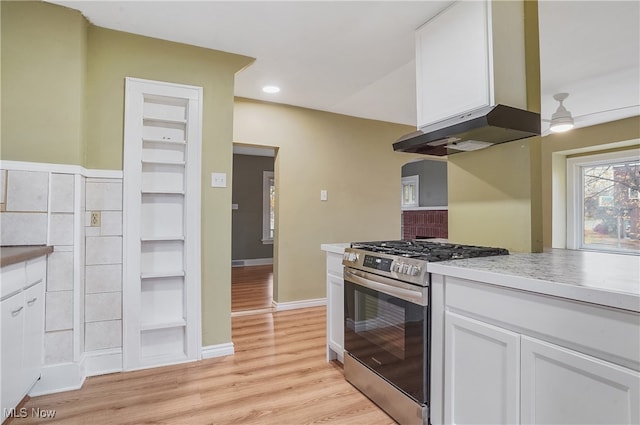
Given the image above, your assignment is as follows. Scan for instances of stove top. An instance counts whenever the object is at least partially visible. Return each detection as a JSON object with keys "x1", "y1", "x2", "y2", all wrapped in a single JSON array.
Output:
[{"x1": 350, "y1": 239, "x2": 509, "y2": 262}]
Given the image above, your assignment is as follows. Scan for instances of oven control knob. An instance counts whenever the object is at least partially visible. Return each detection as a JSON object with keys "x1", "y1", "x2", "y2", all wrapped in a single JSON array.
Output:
[
  {"x1": 410, "y1": 265, "x2": 421, "y2": 276},
  {"x1": 343, "y1": 252, "x2": 356, "y2": 262},
  {"x1": 401, "y1": 263, "x2": 410, "y2": 274}
]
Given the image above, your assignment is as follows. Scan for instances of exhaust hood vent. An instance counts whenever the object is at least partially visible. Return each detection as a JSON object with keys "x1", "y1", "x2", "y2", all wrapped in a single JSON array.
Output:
[{"x1": 393, "y1": 104, "x2": 540, "y2": 156}]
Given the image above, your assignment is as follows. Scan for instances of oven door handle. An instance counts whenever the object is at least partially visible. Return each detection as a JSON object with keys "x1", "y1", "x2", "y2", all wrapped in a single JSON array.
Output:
[{"x1": 344, "y1": 268, "x2": 428, "y2": 306}]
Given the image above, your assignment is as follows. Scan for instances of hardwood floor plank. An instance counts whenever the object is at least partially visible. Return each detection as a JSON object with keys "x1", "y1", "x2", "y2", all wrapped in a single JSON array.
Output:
[
  {"x1": 12, "y1": 306, "x2": 394, "y2": 424},
  {"x1": 231, "y1": 265, "x2": 273, "y2": 312}
]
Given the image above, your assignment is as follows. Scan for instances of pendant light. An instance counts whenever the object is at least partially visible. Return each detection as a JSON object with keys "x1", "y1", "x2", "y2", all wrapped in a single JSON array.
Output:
[{"x1": 549, "y1": 93, "x2": 575, "y2": 133}]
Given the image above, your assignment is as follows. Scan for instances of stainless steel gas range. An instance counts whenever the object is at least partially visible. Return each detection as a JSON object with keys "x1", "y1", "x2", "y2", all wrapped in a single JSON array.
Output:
[{"x1": 342, "y1": 240, "x2": 508, "y2": 425}]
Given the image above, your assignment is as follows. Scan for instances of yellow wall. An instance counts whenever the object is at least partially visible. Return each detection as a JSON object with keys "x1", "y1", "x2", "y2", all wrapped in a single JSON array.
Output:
[
  {"x1": 541, "y1": 116, "x2": 640, "y2": 248},
  {"x1": 1, "y1": 1, "x2": 86, "y2": 165},
  {"x1": 1, "y1": 1, "x2": 254, "y2": 347},
  {"x1": 447, "y1": 0, "x2": 542, "y2": 253},
  {"x1": 447, "y1": 138, "x2": 541, "y2": 252},
  {"x1": 233, "y1": 98, "x2": 416, "y2": 303},
  {"x1": 85, "y1": 27, "x2": 252, "y2": 346}
]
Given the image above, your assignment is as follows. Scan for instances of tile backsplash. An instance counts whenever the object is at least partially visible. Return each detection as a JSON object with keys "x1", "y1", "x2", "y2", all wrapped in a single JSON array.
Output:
[
  {"x1": 402, "y1": 209, "x2": 448, "y2": 239},
  {"x1": 0, "y1": 166, "x2": 124, "y2": 369}
]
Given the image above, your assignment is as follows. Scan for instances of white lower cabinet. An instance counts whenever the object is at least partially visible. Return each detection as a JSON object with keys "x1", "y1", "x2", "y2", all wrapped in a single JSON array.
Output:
[
  {"x1": 325, "y1": 250, "x2": 344, "y2": 363},
  {"x1": 22, "y1": 282, "x2": 45, "y2": 390},
  {"x1": 327, "y1": 273, "x2": 344, "y2": 362},
  {"x1": 444, "y1": 312, "x2": 520, "y2": 425},
  {"x1": 440, "y1": 276, "x2": 640, "y2": 425},
  {"x1": 520, "y1": 336, "x2": 639, "y2": 425},
  {"x1": 1, "y1": 257, "x2": 47, "y2": 423},
  {"x1": 1, "y1": 291, "x2": 26, "y2": 420}
]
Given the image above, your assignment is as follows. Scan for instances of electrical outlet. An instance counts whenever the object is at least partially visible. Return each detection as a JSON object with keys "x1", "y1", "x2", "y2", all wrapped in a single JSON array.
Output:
[{"x1": 90, "y1": 211, "x2": 101, "y2": 227}]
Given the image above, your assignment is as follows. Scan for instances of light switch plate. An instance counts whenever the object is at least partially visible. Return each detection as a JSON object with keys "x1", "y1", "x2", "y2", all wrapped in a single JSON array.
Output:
[
  {"x1": 320, "y1": 190, "x2": 328, "y2": 201},
  {"x1": 211, "y1": 172, "x2": 227, "y2": 188}
]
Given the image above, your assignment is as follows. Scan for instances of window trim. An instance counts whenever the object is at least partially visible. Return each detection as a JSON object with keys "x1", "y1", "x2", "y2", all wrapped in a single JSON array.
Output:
[
  {"x1": 566, "y1": 149, "x2": 640, "y2": 252},
  {"x1": 262, "y1": 170, "x2": 274, "y2": 244},
  {"x1": 401, "y1": 175, "x2": 420, "y2": 210}
]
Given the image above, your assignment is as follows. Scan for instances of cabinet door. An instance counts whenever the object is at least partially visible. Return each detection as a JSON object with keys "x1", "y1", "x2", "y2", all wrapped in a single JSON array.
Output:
[
  {"x1": 23, "y1": 282, "x2": 45, "y2": 389},
  {"x1": 444, "y1": 312, "x2": 520, "y2": 425},
  {"x1": 1, "y1": 292, "x2": 25, "y2": 421},
  {"x1": 416, "y1": 0, "x2": 491, "y2": 128},
  {"x1": 521, "y1": 336, "x2": 640, "y2": 425},
  {"x1": 327, "y1": 273, "x2": 344, "y2": 362}
]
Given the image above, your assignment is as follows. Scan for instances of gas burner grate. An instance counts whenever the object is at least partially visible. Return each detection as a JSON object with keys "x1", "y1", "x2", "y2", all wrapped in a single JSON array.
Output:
[{"x1": 350, "y1": 240, "x2": 508, "y2": 262}]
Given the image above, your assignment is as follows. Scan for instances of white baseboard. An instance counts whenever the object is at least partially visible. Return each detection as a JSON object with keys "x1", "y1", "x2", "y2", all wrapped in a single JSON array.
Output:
[
  {"x1": 84, "y1": 348, "x2": 123, "y2": 377},
  {"x1": 231, "y1": 258, "x2": 273, "y2": 267},
  {"x1": 201, "y1": 342, "x2": 235, "y2": 359},
  {"x1": 29, "y1": 360, "x2": 86, "y2": 397},
  {"x1": 273, "y1": 298, "x2": 326, "y2": 311}
]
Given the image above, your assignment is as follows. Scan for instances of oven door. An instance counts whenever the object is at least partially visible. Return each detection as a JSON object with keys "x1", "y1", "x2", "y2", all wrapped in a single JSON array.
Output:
[{"x1": 343, "y1": 267, "x2": 429, "y2": 404}]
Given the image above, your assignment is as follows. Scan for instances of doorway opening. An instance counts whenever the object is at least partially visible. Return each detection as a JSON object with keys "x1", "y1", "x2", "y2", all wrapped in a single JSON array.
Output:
[
  {"x1": 231, "y1": 144, "x2": 277, "y2": 315},
  {"x1": 401, "y1": 159, "x2": 449, "y2": 239}
]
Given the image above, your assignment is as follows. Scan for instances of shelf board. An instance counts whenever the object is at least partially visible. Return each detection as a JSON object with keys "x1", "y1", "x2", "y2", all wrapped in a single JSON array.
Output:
[
  {"x1": 140, "y1": 319, "x2": 187, "y2": 331},
  {"x1": 141, "y1": 190, "x2": 185, "y2": 195},
  {"x1": 141, "y1": 159, "x2": 186, "y2": 166},
  {"x1": 141, "y1": 236, "x2": 185, "y2": 242},
  {"x1": 142, "y1": 137, "x2": 187, "y2": 145},
  {"x1": 143, "y1": 116, "x2": 187, "y2": 125},
  {"x1": 141, "y1": 271, "x2": 185, "y2": 279}
]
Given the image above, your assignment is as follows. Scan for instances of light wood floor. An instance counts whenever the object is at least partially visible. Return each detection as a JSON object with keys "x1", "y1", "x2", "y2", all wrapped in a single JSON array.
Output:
[
  {"x1": 231, "y1": 265, "x2": 273, "y2": 313},
  {"x1": 13, "y1": 306, "x2": 394, "y2": 425}
]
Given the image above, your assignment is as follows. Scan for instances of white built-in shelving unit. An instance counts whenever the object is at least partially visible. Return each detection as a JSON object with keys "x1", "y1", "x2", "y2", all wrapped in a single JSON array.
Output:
[{"x1": 123, "y1": 78, "x2": 202, "y2": 370}]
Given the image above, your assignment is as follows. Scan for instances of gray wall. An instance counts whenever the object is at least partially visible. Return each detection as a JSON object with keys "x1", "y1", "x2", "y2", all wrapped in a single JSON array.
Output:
[
  {"x1": 232, "y1": 154, "x2": 274, "y2": 260},
  {"x1": 402, "y1": 160, "x2": 448, "y2": 207}
]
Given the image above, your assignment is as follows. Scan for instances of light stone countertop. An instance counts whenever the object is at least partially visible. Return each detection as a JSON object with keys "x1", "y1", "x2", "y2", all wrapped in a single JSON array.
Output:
[
  {"x1": 320, "y1": 243, "x2": 350, "y2": 254},
  {"x1": 428, "y1": 249, "x2": 640, "y2": 312}
]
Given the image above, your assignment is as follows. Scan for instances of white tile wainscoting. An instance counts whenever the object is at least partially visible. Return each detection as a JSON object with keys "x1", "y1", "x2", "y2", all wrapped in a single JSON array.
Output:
[
  {"x1": 0, "y1": 160, "x2": 235, "y2": 397},
  {"x1": 0, "y1": 161, "x2": 123, "y2": 396}
]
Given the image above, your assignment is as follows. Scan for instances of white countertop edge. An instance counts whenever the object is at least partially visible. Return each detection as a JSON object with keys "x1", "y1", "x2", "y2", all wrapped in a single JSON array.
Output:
[
  {"x1": 427, "y1": 262, "x2": 640, "y2": 313},
  {"x1": 320, "y1": 243, "x2": 350, "y2": 254}
]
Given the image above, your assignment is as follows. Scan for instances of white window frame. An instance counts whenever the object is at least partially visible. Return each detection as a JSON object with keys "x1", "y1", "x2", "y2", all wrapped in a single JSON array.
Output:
[
  {"x1": 402, "y1": 175, "x2": 420, "y2": 209},
  {"x1": 566, "y1": 149, "x2": 640, "y2": 252},
  {"x1": 262, "y1": 171, "x2": 274, "y2": 244}
]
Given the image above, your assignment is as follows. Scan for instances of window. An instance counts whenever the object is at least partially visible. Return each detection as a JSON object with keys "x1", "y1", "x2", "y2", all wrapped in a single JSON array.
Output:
[
  {"x1": 401, "y1": 175, "x2": 420, "y2": 209},
  {"x1": 262, "y1": 171, "x2": 275, "y2": 244},
  {"x1": 567, "y1": 150, "x2": 640, "y2": 254}
]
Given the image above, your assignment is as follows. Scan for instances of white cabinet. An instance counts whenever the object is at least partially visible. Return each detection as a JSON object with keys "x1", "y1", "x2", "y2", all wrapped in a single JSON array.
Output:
[
  {"x1": 22, "y1": 281, "x2": 45, "y2": 394},
  {"x1": 325, "y1": 250, "x2": 344, "y2": 363},
  {"x1": 444, "y1": 312, "x2": 520, "y2": 425},
  {"x1": 415, "y1": 0, "x2": 527, "y2": 128},
  {"x1": 123, "y1": 78, "x2": 202, "y2": 370},
  {"x1": 521, "y1": 336, "x2": 639, "y2": 425},
  {"x1": 437, "y1": 275, "x2": 640, "y2": 425},
  {"x1": 1, "y1": 291, "x2": 25, "y2": 420},
  {"x1": 1, "y1": 256, "x2": 47, "y2": 423}
]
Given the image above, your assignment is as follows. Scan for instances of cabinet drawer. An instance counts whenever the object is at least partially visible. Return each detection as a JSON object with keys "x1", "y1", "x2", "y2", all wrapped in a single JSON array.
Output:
[
  {"x1": 26, "y1": 256, "x2": 47, "y2": 287},
  {"x1": 326, "y1": 252, "x2": 344, "y2": 276},
  {"x1": 445, "y1": 276, "x2": 640, "y2": 371},
  {"x1": 1, "y1": 262, "x2": 26, "y2": 300}
]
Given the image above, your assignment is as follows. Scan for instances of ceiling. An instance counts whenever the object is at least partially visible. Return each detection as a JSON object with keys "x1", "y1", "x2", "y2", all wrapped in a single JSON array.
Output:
[{"x1": 48, "y1": 1, "x2": 639, "y2": 133}]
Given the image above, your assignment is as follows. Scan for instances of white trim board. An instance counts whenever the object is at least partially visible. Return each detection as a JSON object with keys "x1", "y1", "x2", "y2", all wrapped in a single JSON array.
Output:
[
  {"x1": 273, "y1": 298, "x2": 326, "y2": 311},
  {"x1": 231, "y1": 258, "x2": 273, "y2": 267},
  {"x1": 29, "y1": 361, "x2": 86, "y2": 397},
  {"x1": 0, "y1": 160, "x2": 123, "y2": 179},
  {"x1": 84, "y1": 349, "x2": 123, "y2": 377},
  {"x1": 201, "y1": 343, "x2": 235, "y2": 359}
]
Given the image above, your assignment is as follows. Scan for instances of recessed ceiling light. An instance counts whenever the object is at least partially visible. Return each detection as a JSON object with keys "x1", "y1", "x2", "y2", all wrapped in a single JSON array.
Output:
[{"x1": 262, "y1": 85, "x2": 280, "y2": 94}]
